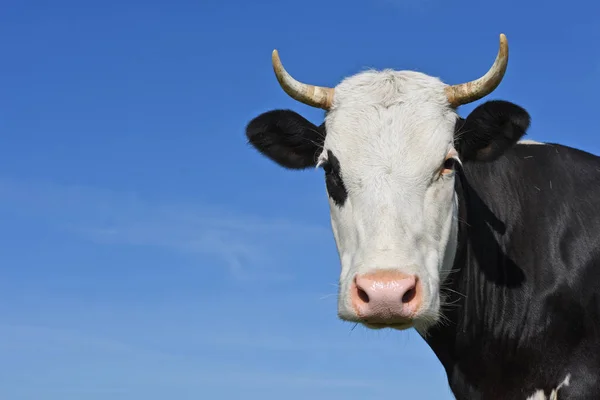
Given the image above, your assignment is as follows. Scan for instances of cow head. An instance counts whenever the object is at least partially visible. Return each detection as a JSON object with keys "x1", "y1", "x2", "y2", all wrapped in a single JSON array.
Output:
[{"x1": 245, "y1": 35, "x2": 530, "y2": 333}]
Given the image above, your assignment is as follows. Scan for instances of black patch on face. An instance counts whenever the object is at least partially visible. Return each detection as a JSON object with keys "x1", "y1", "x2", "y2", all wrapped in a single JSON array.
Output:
[{"x1": 322, "y1": 150, "x2": 348, "y2": 207}]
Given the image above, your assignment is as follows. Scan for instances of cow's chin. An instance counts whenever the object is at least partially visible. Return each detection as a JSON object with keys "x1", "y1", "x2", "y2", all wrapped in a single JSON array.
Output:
[
  {"x1": 344, "y1": 315, "x2": 440, "y2": 333},
  {"x1": 336, "y1": 311, "x2": 417, "y2": 331},
  {"x1": 363, "y1": 321, "x2": 414, "y2": 331}
]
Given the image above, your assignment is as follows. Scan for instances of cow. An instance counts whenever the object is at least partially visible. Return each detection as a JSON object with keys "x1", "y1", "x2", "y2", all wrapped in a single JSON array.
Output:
[{"x1": 244, "y1": 34, "x2": 600, "y2": 399}]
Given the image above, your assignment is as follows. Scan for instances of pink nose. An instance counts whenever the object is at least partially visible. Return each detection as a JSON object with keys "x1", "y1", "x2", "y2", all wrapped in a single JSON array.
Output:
[{"x1": 351, "y1": 270, "x2": 423, "y2": 323}]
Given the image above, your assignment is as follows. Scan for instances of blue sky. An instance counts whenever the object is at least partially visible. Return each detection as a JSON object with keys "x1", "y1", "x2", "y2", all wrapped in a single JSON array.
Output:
[{"x1": 0, "y1": 0, "x2": 598, "y2": 399}]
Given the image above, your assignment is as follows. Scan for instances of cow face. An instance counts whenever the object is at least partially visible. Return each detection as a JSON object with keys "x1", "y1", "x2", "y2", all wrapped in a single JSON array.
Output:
[
  {"x1": 317, "y1": 71, "x2": 463, "y2": 333},
  {"x1": 245, "y1": 36, "x2": 530, "y2": 333}
]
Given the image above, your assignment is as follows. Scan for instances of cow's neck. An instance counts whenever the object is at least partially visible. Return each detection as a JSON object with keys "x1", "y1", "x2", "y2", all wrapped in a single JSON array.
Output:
[
  {"x1": 417, "y1": 165, "x2": 524, "y2": 395},
  {"x1": 418, "y1": 165, "x2": 471, "y2": 373},
  {"x1": 416, "y1": 163, "x2": 566, "y2": 397}
]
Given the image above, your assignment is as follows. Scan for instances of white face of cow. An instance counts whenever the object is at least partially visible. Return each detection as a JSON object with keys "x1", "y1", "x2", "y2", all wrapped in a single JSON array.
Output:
[
  {"x1": 317, "y1": 71, "x2": 460, "y2": 333},
  {"x1": 246, "y1": 35, "x2": 530, "y2": 334}
]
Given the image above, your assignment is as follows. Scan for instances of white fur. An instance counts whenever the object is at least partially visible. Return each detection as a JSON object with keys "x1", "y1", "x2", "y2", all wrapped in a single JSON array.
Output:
[
  {"x1": 526, "y1": 374, "x2": 571, "y2": 399},
  {"x1": 317, "y1": 69, "x2": 461, "y2": 333},
  {"x1": 518, "y1": 139, "x2": 545, "y2": 145}
]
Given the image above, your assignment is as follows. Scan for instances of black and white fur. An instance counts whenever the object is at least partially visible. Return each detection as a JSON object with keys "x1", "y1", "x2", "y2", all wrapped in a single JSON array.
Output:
[{"x1": 246, "y1": 68, "x2": 600, "y2": 398}]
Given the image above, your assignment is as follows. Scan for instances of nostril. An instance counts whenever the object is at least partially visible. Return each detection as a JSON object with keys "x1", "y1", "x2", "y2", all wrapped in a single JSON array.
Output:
[
  {"x1": 356, "y1": 286, "x2": 370, "y2": 303},
  {"x1": 402, "y1": 287, "x2": 417, "y2": 304}
]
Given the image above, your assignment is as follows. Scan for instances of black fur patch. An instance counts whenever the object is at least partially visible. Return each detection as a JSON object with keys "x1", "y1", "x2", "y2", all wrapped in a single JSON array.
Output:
[
  {"x1": 455, "y1": 100, "x2": 531, "y2": 162},
  {"x1": 322, "y1": 150, "x2": 348, "y2": 207}
]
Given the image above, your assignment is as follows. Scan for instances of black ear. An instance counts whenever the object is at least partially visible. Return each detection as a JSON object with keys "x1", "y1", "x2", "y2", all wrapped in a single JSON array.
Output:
[
  {"x1": 245, "y1": 109, "x2": 326, "y2": 169},
  {"x1": 455, "y1": 100, "x2": 531, "y2": 162}
]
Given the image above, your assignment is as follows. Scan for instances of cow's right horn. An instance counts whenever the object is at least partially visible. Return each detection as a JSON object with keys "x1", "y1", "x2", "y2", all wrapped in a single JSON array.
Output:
[
  {"x1": 271, "y1": 50, "x2": 335, "y2": 110},
  {"x1": 445, "y1": 34, "x2": 509, "y2": 107}
]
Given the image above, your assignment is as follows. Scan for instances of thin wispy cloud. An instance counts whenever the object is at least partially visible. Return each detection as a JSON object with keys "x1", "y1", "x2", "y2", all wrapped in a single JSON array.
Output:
[
  {"x1": 0, "y1": 289, "x2": 427, "y2": 360},
  {"x1": 0, "y1": 323, "x2": 397, "y2": 399},
  {"x1": 0, "y1": 177, "x2": 331, "y2": 281}
]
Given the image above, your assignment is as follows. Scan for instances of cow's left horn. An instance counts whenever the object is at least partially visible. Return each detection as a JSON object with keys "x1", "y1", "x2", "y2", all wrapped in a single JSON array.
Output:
[
  {"x1": 272, "y1": 50, "x2": 334, "y2": 110},
  {"x1": 445, "y1": 34, "x2": 509, "y2": 107}
]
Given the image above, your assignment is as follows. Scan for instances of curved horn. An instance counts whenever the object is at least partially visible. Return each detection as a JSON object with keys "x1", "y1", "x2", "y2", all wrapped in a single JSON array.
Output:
[
  {"x1": 445, "y1": 34, "x2": 509, "y2": 107},
  {"x1": 271, "y1": 50, "x2": 334, "y2": 110}
]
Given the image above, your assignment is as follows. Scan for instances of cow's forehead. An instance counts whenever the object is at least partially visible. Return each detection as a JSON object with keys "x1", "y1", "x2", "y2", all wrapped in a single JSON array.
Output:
[
  {"x1": 322, "y1": 69, "x2": 459, "y2": 174},
  {"x1": 331, "y1": 69, "x2": 450, "y2": 107}
]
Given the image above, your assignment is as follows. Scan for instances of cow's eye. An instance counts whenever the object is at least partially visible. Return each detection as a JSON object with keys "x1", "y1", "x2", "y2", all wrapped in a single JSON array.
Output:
[{"x1": 441, "y1": 157, "x2": 457, "y2": 176}]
